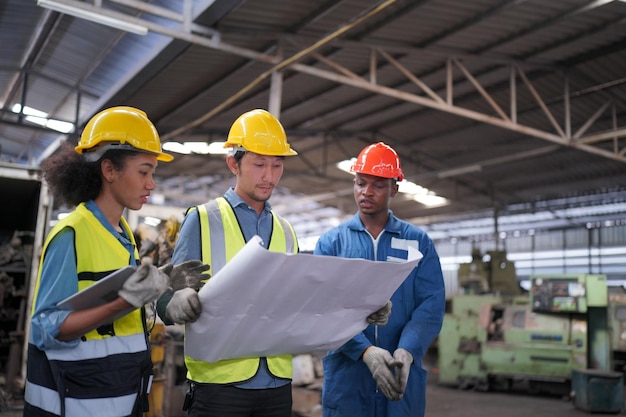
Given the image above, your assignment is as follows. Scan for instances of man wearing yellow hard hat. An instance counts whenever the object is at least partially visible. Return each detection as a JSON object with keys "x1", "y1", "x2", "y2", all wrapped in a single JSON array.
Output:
[
  {"x1": 157, "y1": 109, "x2": 300, "y2": 416},
  {"x1": 157, "y1": 109, "x2": 392, "y2": 416}
]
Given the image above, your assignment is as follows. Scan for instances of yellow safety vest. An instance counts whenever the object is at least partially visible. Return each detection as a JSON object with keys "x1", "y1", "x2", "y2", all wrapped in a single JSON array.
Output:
[
  {"x1": 184, "y1": 197, "x2": 298, "y2": 384},
  {"x1": 26, "y1": 203, "x2": 151, "y2": 417}
]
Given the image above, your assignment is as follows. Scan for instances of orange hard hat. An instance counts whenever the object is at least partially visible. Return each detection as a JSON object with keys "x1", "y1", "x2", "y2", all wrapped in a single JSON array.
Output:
[{"x1": 351, "y1": 142, "x2": 404, "y2": 181}]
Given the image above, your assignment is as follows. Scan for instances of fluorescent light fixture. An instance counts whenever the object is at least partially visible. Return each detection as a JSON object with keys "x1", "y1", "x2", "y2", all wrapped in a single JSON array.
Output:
[
  {"x1": 46, "y1": 118, "x2": 74, "y2": 133},
  {"x1": 162, "y1": 142, "x2": 191, "y2": 155},
  {"x1": 336, "y1": 158, "x2": 356, "y2": 174},
  {"x1": 24, "y1": 115, "x2": 74, "y2": 133},
  {"x1": 400, "y1": 180, "x2": 449, "y2": 208},
  {"x1": 163, "y1": 141, "x2": 217, "y2": 155},
  {"x1": 336, "y1": 158, "x2": 449, "y2": 208},
  {"x1": 207, "y1": 141, "x2": 229, "y2": 155},
  {"x1": 11, "y1": 103, "x2": 74, "y2": 133},
  {"x1": 37, "y1": 0, "x2": 149, "y2": 36},
  {"x1": 12, "y1": 104, "x2": 47, "y2": 118}
]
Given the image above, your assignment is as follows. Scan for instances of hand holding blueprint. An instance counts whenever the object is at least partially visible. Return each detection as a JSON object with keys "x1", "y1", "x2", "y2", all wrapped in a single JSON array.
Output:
[{"x1": 184, "y1": 235, "x2": 422, "y2": 362}]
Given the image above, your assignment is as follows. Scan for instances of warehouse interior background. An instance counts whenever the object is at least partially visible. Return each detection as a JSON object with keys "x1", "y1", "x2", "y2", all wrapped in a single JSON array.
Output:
[
  {"x1": 2, "y1": 0, "x2": 626, "y2": 284},
  {"x1": 1, "y1": 0, "x2": 626, "y2": 414}
]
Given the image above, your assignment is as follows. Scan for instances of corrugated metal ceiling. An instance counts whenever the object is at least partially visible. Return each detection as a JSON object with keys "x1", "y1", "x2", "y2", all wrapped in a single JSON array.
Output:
[{"x1": 1, "y1": 0, "x2": 625, "y2": 245}]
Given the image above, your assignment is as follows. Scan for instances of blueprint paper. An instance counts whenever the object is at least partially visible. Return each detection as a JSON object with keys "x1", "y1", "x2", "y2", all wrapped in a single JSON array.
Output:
[{"x1": 184, "y1": 235, "x2": 422, "y2": 362}]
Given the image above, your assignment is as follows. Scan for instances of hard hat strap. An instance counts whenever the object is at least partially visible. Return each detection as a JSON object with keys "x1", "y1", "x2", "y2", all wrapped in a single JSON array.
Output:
[
  {"x1": 82, "y1": 142, "x2": 142, "y2": 162},
  {"x1": 226, "y1": 145, "x2": 246, "y2": 157}
]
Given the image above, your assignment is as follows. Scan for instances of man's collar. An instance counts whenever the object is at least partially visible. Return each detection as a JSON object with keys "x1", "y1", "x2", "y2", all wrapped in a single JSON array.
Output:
[{"x1": 224, "y1": 187, "x2": 272, "y2": 212}]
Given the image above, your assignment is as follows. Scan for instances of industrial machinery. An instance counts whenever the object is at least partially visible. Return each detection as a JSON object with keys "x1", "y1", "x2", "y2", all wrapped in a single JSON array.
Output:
[
  {"x1": 438, "y1": 249, "x2": 626, "y2": 409},
  {"x1": 0, "y1": 164, "x2": 49, "y2": 409}
]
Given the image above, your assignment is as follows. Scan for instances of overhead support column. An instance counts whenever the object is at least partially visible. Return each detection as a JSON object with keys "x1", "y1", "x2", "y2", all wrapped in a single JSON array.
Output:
[
  {"x1": 269, "y1": 71, "x2": 283, "y2": 118},
  {"x1": 510, "y1": 66, "x2": 516, "y2": 123},
  {"x1": 564, "y1": 75, "x2": 571, "y2": 139}
]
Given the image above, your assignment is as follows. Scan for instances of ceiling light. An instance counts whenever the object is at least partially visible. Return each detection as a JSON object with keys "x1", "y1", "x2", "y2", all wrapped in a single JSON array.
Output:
[
  {"x1": 336, "y1": 158, "x2": 356, "y2": 174},
  {"x1": 162, "y1": 142, "x2": 191, "y2": 155},
  {"x1": 12, "y1": 104, "x2": 47, "y2": 117},
  {"x1": 184, "y1": 142, "x2": 212, "y2": 154},
  {"x1": 162, "y1": 141, "x2": 222, "y2": 155},
  {"x1": 37, "y1": 0, "x2": 149, "y2": 36},
  {"x1": 409, "y1": 190, "x2": 449, "y2": 208},
  {"x1": 11, "y1": 103, "x2": 74, "y2": 133},
  {"x1": 207, "y1": 141, "x2": 229, "y2": 155}
]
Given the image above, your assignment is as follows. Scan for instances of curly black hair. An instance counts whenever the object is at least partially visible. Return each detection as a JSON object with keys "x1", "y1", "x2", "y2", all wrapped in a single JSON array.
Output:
[{"x1": 41, "y1": 141, "x2": 137, "y2": 206}]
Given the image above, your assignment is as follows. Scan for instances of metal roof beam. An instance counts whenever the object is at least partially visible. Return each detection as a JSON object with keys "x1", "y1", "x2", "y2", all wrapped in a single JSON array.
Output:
[{"x1": 289, "y1": 59, "x2": 626, "y2": 163}]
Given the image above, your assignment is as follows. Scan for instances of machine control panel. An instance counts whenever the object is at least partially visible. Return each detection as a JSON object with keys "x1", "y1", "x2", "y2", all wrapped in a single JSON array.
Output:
[{"x1": 531, "y1": 277, "x2": 586, "y2": 313}]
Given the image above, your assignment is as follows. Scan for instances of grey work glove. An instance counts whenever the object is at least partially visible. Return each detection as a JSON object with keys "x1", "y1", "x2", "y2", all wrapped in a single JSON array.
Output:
[
  {"x1": 393, "y1": 348, "x2": 413, "y2": 399},
  {"x1": 160, "y1": 260, "x2": 210, "y2": 292},
  {"x1": 362, "y1": 346, "x2": 402, "y2": 401},
  {"x1": 367, "y1": 300, "x2": 392, "y2": 325},
  {"x1": 166, "y1": 287, "x2": 202, "y2": 324},
  {"x1": 118, "y1": 264, "x2": 170, "y2": 308}
]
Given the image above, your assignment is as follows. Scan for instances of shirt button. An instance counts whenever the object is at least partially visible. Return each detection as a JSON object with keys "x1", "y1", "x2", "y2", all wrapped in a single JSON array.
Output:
[{"x1": 40, "y1": 313, "x2": 46, "y2": 318}]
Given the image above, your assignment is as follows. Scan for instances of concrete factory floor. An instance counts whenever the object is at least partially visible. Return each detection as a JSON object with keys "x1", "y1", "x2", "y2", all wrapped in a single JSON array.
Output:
[
  {"x1": 1, "y1": 377, "x2": 624, "y2": 417},
  {"x1": 425, "y1": 375, "x2": 625, "y2": 417},
  {"x1": 3, "y1": 350, "x2": 624, "y2": 417},
  {"x1": 292, "y1": 372, "x2": 626, "y2": 417},
  {"x1": 291, "y1": 350, "x2": 626, "y2": 417}
]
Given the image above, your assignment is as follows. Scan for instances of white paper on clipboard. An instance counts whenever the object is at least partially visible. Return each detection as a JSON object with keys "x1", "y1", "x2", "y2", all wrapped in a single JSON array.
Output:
[{"x1": 57, "y1": 266, "x2": 137, "y2": 311}]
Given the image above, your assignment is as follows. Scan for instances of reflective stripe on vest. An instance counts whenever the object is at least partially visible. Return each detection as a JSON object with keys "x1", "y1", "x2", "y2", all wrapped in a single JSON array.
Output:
[
  {"x1": 25, "y1": 380, "x2": 137, "y2": 417},
  {"x1": 45, "y1": 333, "x2": 147, "y2": 361},
  {"x1": 26, "y1": 203, "x2": 150, "y2": 417},
  {"x1": 185, "y1": 197, "x2": 297, "y2": 383}
]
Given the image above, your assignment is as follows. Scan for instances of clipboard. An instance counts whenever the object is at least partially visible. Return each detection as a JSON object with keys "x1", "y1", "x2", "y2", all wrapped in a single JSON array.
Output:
[{"x1": 57, "y1": 266, "x2": 137, "y2": 311}]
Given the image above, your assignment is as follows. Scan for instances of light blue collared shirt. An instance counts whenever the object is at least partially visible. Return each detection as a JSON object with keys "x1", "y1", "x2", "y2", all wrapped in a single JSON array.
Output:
[{"x1": 170, "y1": 188, "x2": 290, "y2": 388}]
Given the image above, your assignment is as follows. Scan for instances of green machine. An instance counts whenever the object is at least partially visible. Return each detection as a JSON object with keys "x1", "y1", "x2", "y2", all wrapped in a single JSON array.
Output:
[
  {"x1": 439, "y1": 250, "x2": 625, "y2": 406},
  {"x1": 608, "y1": 291, "x2": 626, "y2": 372}
]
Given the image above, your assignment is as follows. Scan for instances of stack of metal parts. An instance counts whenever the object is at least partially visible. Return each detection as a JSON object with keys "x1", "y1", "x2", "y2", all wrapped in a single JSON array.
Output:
[{"x1": 0, "y1": 230, "x2": 33, "y2": 408}]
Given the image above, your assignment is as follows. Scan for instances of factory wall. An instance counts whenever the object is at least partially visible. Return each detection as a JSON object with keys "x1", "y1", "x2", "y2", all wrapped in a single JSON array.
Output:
[{"x1": 435, "y1": 223, "x2": 626, "y2": 299}]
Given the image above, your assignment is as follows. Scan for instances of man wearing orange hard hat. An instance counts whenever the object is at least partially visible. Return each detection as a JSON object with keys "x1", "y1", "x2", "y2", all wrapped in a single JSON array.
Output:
[{"x1": 314, "y1": 142, "x2": 446, "y2": 417}]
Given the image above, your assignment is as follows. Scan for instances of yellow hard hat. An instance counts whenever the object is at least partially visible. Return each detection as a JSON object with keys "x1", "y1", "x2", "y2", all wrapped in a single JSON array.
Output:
[
  {"x1": 224, "y1": 109, "x2": 297, "y2": 156},
  {"x1": 75, "y1": 106, "x2": 173, "y2": 162}
]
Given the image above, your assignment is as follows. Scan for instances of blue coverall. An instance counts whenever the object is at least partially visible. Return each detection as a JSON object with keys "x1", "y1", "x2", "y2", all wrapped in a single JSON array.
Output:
[{"x1": 314, "y1": 211, "x2": 446, "y2": 417}]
